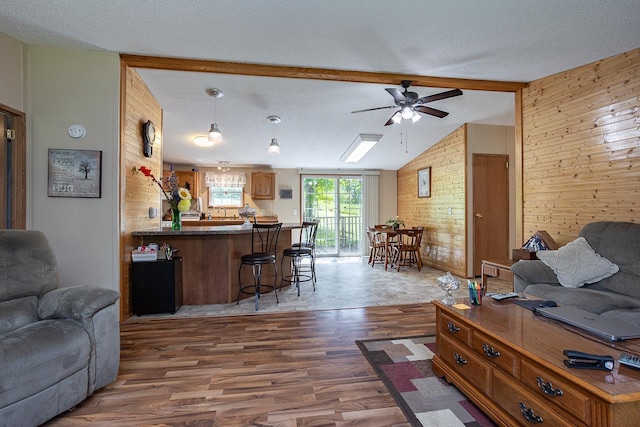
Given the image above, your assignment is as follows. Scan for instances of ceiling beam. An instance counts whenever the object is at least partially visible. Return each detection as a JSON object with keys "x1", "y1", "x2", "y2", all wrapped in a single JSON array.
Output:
[{"x1": 120, "y1": 54, "x2": 527, "y2": 92}]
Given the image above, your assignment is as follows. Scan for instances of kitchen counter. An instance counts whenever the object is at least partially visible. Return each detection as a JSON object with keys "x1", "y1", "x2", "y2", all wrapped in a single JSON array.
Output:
[{"x1": 132, "y1": 224, "x2": 297, "y2": 306}]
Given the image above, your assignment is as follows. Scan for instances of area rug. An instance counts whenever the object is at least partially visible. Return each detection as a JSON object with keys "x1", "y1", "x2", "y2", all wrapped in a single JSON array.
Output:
[{"x1": 356, "y1": 335, "x2": 496, "y2": 427}]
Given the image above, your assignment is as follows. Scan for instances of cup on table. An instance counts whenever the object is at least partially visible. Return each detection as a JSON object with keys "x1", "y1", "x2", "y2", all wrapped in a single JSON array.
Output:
[{"x1": 469, "y1": 281, "x2": 482, "y2": 305}]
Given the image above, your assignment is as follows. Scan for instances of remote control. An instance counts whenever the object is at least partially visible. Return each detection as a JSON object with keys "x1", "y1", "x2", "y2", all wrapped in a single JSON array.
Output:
[
  {"x1": 491, "y1": 292, "x2": 519, "y2": 301},
  {"x1": 619, "y1": 353, "x2": 640, "y2": 370}
]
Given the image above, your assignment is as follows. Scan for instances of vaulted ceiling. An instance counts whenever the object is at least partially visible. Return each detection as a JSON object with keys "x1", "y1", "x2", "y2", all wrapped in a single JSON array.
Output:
[{"x1": 2, "y1": 1, "x2": 639, "y2": 169}]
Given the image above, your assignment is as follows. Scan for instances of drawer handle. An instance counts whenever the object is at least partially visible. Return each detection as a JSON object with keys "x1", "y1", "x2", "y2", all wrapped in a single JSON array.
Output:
[
  {"x1": 447, "y1": 322, "x2": 460, "y2": 333},
  {"x1": 536, "y1": 377, "x2": 564, "y2": 397},
  {"x1": 453, "y1": 352, "x2": 468, "y2": 365},
  {"x1": 482, "y1": 343, "x2": 501, "y2": 358},
  {"x1": 519, "y1": 403, "x2": 543, "y2": 423}
]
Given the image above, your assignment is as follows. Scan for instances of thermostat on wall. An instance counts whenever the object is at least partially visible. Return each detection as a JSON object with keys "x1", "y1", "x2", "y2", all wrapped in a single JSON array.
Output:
[
  {"x1": 280, "y1": 189, "x2": 293, "y2": 199},
  {"x1": 68, "y1": 124, "x2": 86, "y2": 139}
]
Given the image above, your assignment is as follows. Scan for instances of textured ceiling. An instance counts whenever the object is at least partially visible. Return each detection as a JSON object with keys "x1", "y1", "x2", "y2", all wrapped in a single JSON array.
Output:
[{"x1": 1, "y1": 0, "x2": 639, "y2": 169}]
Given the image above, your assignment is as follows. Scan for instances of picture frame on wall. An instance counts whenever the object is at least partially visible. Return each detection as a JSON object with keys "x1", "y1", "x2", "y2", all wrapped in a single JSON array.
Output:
[
  {"x1": 418, "y1": 167, "x2": 431, "y2": 198},
  {"x1": 48, "y1": 149, "x2": 102, "y2": 198}
]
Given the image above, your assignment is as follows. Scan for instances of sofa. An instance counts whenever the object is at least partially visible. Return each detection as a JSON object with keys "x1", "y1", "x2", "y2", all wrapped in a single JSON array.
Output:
[
  {"x1": 511, "y1": 221, "x2": 640, "y2": 328},
  {"x1": 0, "y1": 230, "x2": 120, "y2": 427}
]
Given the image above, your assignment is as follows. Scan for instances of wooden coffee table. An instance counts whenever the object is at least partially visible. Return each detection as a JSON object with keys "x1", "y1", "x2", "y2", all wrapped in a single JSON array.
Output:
[{"x1": 432, "y1": 298, "x2": 640, "y2": 426}]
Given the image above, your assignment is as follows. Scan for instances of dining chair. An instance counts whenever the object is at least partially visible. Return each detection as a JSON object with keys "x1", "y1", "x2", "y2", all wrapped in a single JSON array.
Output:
[
  {"x1": 391, "y1": 228, "x2": 423, "y2": 271},
  {"x1": 367, "y1": 226, "x2": 386, "y2": 267},
  {"x1": 237, "y1": 222, "x2": 282, "y2": 310}
]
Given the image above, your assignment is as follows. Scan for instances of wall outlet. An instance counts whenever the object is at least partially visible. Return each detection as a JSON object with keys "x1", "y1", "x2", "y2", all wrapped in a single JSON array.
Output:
[
  {"x1": 448, "y1": 207, "x2": 453, "y2": 215},
  {"x1": 293, "y1": 208, "x2": 297, "y2": 216}
]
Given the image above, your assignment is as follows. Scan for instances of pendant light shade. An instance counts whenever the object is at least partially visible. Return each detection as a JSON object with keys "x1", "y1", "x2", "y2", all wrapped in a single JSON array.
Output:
[
  {"x1": 268, "y1": 138, "x2": 280, "y2": 154},
  {"x1": 267, "y1": 115, "x2": 281, "y2": 154},
  {"x1": 205, "y1": 88, "x2": 224, "y2": 144},
  {"x1": 208, "y1": 123, "x2": 222, "y2": 142}
]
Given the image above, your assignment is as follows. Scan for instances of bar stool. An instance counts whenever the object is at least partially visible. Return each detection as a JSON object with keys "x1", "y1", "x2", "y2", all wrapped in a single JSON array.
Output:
[
  {"x1": 281, "y1": 221, "x2": 317, "y2": 296},
  {"x1": 290, "y1": 220, "x2": 319, "y2": 282},
  {"x1": 237, "y1": 222, "x2": 282, "y2": 310}
]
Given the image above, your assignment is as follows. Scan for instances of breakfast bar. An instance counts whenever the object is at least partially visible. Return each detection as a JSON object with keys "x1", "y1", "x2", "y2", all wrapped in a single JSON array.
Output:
[{"x1": 132, "y1": 224, "x2": 297, "y2": 305}]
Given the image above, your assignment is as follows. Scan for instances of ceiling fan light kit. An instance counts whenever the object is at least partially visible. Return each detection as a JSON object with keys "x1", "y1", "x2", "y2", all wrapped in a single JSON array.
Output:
[
  {"x1": 206, "y1": 88, "x2": 224, "y2": 142},
  {"x1": 352, "y1": 80, "x2": 462, "y2": 126},
  {"x1": 341, "y1": 134, "x2": 382, "y2": 163}
]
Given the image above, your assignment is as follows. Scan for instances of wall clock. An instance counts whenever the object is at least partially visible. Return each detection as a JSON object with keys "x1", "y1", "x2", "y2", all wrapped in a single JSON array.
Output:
[{"x1": 142, "y1": 120, "x2": 156, "y2": 158}]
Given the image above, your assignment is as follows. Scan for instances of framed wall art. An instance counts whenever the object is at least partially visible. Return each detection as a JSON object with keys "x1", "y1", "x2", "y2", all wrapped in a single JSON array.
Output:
[
  {"x1": 418, "y1": 167, "x2": 431, "y2": 198},
  {"x1": 48, "y1": 149, "x2": 102, "y2": 198}
]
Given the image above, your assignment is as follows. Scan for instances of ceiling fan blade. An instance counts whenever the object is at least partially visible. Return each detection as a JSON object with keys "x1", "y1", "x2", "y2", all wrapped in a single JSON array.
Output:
[
  {"x1": 384, "y1": 111, "x2": 401, "y2": 126},
  {"x1": 351, "y1": 105, "x2": 397, "y2": 114},
  {"x1": 417, "y1": 89, "x2": 463, "y2": 104},
  {"x1": 414, "y1": 105, "x2": 449, "y2": 118},
  {"x1": 386, "y1": 88, "x2": 407, "y2": 103}
]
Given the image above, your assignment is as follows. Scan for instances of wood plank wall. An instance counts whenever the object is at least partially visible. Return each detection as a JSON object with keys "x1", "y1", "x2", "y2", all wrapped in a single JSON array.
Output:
[
  {"x1": 119, "y1": 65, "x2": 163, "y2": 320},
  {"x1": 397, "y1": 125, "x2": 467, "y2": 277},
  {"x1": 521, "y1": 48, "x2": 640, "y2": 245}
]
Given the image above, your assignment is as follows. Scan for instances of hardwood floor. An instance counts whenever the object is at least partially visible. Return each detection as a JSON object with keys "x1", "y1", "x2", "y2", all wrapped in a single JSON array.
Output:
[{"x1": 45, "y1": 303, "x2": 436, "y2": 427}]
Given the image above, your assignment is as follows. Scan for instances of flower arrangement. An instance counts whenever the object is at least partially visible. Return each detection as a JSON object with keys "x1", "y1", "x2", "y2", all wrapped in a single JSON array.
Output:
[
  {"x1": 386, "y1": 216, "x2": 405, "y2": 229},
  {"x1": 137, "y1": 165, "x2": 192, "y2": 230}
]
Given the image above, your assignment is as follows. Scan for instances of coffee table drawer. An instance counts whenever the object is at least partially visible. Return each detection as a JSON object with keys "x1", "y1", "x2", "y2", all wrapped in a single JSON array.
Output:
[
  {"x1": 493, "y1": 370, "x2": 586, "y2": 427},
  {"x1": 521, "y1": 359, "x2": 590, "y2": 424},
  {"x1": 439, "y1": 312, "x2": 471, "y2": 345},
  {"x1": 439, "y1": 335, "x2": 490, "y2": 394},
  {"x1": 472, "y1": 331, "x2": 519, "y2": 376}
]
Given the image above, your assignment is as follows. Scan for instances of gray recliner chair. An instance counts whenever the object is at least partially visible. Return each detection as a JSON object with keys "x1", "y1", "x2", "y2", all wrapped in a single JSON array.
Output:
[{"x1": 0, "y1": 230, "x2": 120, "y2": 427}]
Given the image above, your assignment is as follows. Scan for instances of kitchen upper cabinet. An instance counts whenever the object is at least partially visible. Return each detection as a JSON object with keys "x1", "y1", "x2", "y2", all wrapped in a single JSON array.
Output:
[
  {"x1": 164, "y1": 170, "x2": 199, "y2": 197},
  {"x1": 251, "y1": 172, "x2": 275, "y2": 200}
]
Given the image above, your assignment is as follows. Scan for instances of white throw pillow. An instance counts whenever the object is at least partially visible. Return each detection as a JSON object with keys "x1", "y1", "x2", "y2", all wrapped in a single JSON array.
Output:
[{"x1": 536, "y1": 237, "x2": 619, "y2": 288}]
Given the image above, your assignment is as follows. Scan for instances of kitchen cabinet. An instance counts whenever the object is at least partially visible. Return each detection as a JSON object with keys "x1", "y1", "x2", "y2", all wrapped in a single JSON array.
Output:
[
  {"x1": 164, "y1": 170, "x2": 199, "y2": 197},
  {"x1": 251, "y1": 172, "x2": 275, "y2": 200},
  {"x1": 131, "y1": 257, "x2": 182, "y2": 315}
]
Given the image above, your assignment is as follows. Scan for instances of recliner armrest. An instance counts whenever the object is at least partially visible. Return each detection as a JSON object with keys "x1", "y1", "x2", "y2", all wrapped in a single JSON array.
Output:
[
  {"x1": 37, "y1": 286, "x2": 119, "y2": 322},
  {"x1": 511, "y1": 260, "x2": 560, "y2": 293}
]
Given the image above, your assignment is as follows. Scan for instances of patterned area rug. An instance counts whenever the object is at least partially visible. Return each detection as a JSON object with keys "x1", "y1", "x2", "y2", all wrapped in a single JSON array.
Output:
[{"x1": 356, "y1": 335, "x2": 496, "y2": 427}]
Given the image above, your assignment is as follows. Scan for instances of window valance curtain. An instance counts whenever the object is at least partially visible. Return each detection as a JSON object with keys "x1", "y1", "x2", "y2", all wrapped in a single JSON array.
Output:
[{"x1": 205, "y1": 172, "x2": 247, "y2": 188}]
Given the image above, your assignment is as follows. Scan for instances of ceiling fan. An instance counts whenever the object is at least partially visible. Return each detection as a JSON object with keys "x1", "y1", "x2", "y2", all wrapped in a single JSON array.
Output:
[{"x1": 352, "y1": 80, "x2": 463, "y2": 126}]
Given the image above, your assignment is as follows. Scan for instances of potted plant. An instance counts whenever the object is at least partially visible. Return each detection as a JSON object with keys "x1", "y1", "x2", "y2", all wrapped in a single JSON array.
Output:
[{"x1": 386, "y1": 216, "x2": 405, "y2": 231}]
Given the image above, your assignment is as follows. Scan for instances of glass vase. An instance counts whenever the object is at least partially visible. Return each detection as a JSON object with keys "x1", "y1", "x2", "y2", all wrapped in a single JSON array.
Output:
[{"x1": 171, "y1": 208, "x2": 182, "y2": 231}]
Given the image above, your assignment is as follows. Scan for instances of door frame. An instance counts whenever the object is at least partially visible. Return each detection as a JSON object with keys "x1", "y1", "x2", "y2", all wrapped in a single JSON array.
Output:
[
  {"x1": 0, "y1": 103, "x2": 26, "y2": 229},
  {"x1": 301, "y1": 175, "x2": 363, "y2": 257}
]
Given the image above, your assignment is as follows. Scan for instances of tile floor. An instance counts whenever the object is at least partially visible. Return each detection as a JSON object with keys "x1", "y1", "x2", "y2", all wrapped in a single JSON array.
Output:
[{"x1": 146, "y1": 256, "x2": 514, "y2": 318}]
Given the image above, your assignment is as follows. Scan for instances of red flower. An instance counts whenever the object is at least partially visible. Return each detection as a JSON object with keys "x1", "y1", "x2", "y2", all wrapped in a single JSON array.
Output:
[{"x1": 139, "y1": 166, "x2": 153, "y2": 177}]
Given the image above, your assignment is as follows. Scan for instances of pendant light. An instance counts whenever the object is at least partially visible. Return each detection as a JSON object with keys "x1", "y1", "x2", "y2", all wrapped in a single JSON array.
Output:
[
  {"x1": 267, "y1": 115, "x2": 281, "y2": 154},
  {"x1": 206, "y1": 88, "x2": 223, "y2": 143}
]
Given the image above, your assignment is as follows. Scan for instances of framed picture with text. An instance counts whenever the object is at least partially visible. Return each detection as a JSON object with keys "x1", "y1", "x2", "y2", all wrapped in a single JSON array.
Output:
[
  {"x1": 418, "y1": 167, "x2": 431, "y2": 198},
  {"x1": 48, "y1": 149, "x2": 102, "y2": 198}
]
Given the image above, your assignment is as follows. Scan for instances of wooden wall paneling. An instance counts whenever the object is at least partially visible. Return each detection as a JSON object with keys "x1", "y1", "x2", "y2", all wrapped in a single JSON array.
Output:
[
  {"x1": 521, "y1": 48, "x2": 640, "y2": 246},
  {"x1": 397, "y1": 125, "x2": 467, "y2": 277},
  {"x1": 120, "y1": 65, "x2": 163, "y2": 320}
]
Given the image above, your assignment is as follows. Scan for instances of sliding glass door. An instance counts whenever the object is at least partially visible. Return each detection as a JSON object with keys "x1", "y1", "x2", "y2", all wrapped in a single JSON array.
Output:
[{"x1": 302, "y1": 176, "x2": 362, "y2": 256}]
